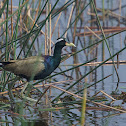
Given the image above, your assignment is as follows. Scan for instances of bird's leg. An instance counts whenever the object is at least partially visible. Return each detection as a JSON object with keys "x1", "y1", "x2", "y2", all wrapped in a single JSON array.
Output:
[
  {"x1": 20, "y1": 82, "x2": 29, "y2": 95},
  {"x1": 8, "y1": 80, "x2": 15, "y2": 103},
  {"x1": 20, "y1": 82, "x2": 37, "y2": 102},
  {"x1": 8, "y1": 77, "x2": 19, "y2": 103}
]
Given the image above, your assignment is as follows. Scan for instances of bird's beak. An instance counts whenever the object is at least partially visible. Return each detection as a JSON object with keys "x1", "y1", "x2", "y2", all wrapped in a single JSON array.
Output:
[{"x1": 65, "y1": 42, "x2": 76, "y2": 47}]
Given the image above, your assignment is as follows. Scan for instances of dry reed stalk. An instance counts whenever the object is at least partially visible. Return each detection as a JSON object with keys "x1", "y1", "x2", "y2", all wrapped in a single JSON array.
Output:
[
  {"x1": 93, "y1": 90, "x2": 116, "y2": 101},
  {"x1": 28, "y1": 13, "x2": 54, "y2": 45},
  {"x1": 87, "y1": 11, "x2": 102, "y2": 18},
  {"x1": 31, "y1": 1, "x2": 40, "y2": 29},
  {"x1": 45, "y1": 2, "x2": 49, "y2": 105},
  {"x1": 4, "y1": 111, "x2": 27, "y2": 117},
  {"x1": 78, "y1": 26, "x2": 126, "y2": 30},
  {"x1": 76, "y1": 28, "x2": 126, "y2": 36},
  {"x1": 84, "y1": 60, "x2": 126, "y2": 66},
  {"x1": 100, "y1": 90, "x2": 116, "y2": 101},
  {"x1": 63, "y1": 2, "x2": 75, "y2": 78},
  {"x1": 4, "y1": 5, "x2": 46, "y2": 14},
  {"x1": 25, "y1": 5, "x2": 36, "y2": 51},
  {"x1": 84, "y1": 26, "x2": 101, "y2": 56},
  {"x1": 51, "y1": 12, "x2": 62, "y2": 38},
  {"x1": 11, "y1": 0, "x2": 13, "y2": 37},
  {"x1": 44, "y1": 80, "x2": 74, "y2": 87},
  {"x1": 51, "y1": 85, "x2": 126, "y2": 113},
  {"x1": 86, "y1": 106, "x2": 114, "y2": 111},
  {"x1": 49, "y1": 4, "x2": 53, "y2": 122},
  {"x1": 60, "y1": 54, "x2": 71, "y2": 63},
  {"x1": 49, "y1": 4, "x2": 51, "y2": 56},
  {"x1": 86, "y1": 7, "x2": 119, "y2": 89},
  {"x1": 51, "y1": 85, "x2": 83, "y2": 99},
  {"x1": 88, "y1": 8, "x2": 126, "y2": 20},
  {"x1": 0, "y1": 80, "x2": 74, "y2": 95},
  {"x1": 85, "y1": 26, "x2": 101, "y2": 39},
  {"x1": 35, "y1": 86, "x2": 51, "y2": 106},
  {"x1": 64, "y1": 2, "x2": 75, "y2": 38},
  {"x1": 119, "y1": 0, "x2": 122, "y2": 49},
  {"x1": 99, "y1": 8, "x2": 126, "y2": 20},
  {"x1": 64, "y1": 60, "x2": 126, "y2": 66},
  {"x1": 0, "y1": 2, "x2": 5, "y2": 29},
  {"x1": 58, "y1": 23, "x2": 60, "y2": 37}
]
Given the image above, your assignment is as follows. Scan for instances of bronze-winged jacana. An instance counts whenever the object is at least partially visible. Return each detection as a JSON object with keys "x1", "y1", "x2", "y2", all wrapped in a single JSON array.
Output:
[{"x1": 0, "y1": 38, "x2": 76, "y2": 102}]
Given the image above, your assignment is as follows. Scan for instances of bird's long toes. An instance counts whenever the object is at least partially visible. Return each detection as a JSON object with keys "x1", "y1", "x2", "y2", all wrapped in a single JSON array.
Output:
[{"x1": 20, "y1": 93, "x2": 37, "y2": 102}]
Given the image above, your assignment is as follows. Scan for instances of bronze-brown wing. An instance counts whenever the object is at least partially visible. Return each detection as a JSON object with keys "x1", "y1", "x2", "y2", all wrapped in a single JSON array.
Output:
[{"x1": 2, "y1": 56, "x2": 45, "y2": 78}]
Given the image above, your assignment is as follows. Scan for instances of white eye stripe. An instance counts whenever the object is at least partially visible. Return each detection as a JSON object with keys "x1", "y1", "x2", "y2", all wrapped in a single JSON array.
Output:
[{"x1": 56, "y1": 38, "x2": 64, "y2": 42}]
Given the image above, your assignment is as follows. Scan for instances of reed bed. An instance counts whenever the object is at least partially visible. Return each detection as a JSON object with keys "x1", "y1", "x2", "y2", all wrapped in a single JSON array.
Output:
[{"x1": 0, "y1": 0, "x2": 126, "y2": 125}]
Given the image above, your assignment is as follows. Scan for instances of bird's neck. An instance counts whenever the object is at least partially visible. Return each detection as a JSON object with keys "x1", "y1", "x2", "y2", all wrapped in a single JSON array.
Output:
[
  {"x1": 52, "y1": 46, "x2": 63, "y2": 70},
  {"x1": 53, "y1": 46, "x2": 62, "y2": 60}
]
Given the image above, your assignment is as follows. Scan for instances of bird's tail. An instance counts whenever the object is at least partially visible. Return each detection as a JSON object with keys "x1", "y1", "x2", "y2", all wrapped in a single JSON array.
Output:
[
  {"x1": 0, "y1": 61, "x2": 14, "y2": 68},
  {"x1": 0, "y1": 61, "x2": 7, "y2": 67},
  {"x1": 0, "y1": 62, "x2": 3, "y2": 67},
  {"x1": 0, "y1": 61, "x2": 13, "y2": 66}
]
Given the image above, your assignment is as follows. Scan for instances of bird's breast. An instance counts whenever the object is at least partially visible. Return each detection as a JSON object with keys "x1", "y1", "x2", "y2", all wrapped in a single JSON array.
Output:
[{"x1": 33, "y1": 56, "x2": 61, "y2": 80}]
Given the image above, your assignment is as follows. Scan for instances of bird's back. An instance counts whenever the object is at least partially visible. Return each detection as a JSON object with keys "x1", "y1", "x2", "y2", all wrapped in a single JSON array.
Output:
[
  {"x1": 34, "y1": 55, "x2": 58, "y2": 80},
  {"x1": 1, "y1": 56, "x2": 45, "y2": 80}
]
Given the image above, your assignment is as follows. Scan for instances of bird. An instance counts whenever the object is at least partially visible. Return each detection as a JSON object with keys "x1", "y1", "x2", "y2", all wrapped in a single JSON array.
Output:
[{"x1": 0, "y1": 38, "x2": 76, "y2": 102}]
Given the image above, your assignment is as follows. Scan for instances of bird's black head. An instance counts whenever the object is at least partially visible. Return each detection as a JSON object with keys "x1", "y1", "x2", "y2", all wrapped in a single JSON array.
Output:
[
  {"x1": 55, "y1": 38, "x2": 76, "y2": 48},
  {"x1": 55, "y1": 38, "x2": 67, "y2": 47},
  {"x1": 53, "y1": 37, "x2": 76, "y2": 59}
]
